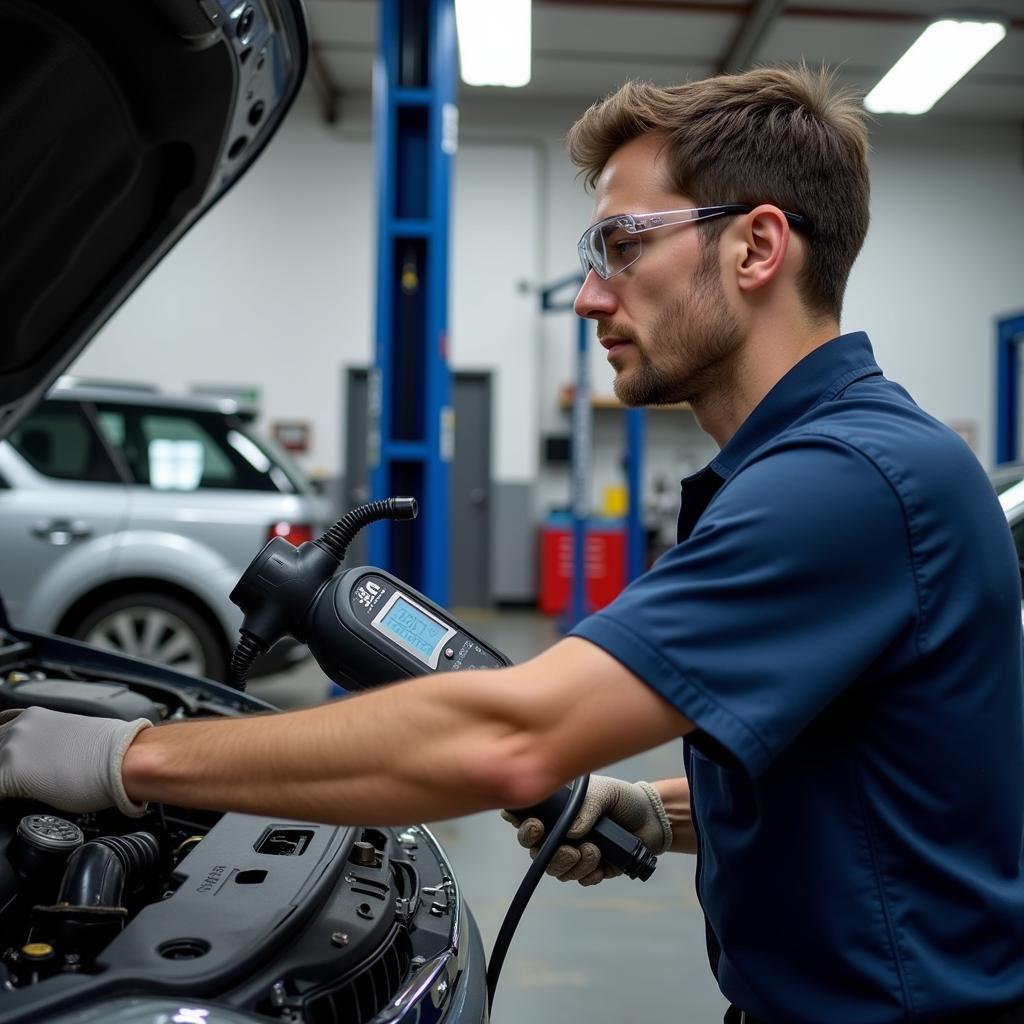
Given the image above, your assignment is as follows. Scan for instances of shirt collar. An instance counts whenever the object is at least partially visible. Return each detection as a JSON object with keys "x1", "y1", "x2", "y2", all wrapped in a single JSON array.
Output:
[
  {"x1": 676, "y1": 332, "x2": 880, "y2": 544},
  {"x1": 711, "y1": 331, "x2": 881, "y2": 480}
]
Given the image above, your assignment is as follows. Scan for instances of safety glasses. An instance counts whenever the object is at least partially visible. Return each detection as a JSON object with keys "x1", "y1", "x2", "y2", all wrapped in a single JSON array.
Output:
[{"x1": 577, "y1": 204, "x2": 814, "y2": 280}]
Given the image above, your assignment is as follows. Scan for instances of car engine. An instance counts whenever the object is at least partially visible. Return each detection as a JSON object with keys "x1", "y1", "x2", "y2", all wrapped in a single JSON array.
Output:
[{"x1": 0, "y1": 630, "x2": 485, "y2": 1024}]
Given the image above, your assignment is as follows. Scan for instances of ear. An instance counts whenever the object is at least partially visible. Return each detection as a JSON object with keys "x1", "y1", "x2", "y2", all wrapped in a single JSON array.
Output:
[{"x1": 735, "y1": 205, "x2": 790, "y2": 294}]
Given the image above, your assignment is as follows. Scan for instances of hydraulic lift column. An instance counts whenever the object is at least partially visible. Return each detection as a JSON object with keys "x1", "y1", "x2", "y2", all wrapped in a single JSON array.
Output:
[{"x1": 369, "y1": 0, "x2": 457, "y2": 605}]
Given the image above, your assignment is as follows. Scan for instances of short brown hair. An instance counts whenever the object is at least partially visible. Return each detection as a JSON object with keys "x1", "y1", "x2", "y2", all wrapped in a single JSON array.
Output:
[{"x1": 567, "y1": 65, "x2": 870, "y2": 321}]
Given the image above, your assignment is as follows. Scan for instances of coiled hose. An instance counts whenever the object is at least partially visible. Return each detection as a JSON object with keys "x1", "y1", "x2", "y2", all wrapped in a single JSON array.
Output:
[
  {"x1": 228, "y1": 633, "x2": 264, "y2": 692},
  {"x1": 314, "y1": 496, "x2": 418, "y2": 561}
]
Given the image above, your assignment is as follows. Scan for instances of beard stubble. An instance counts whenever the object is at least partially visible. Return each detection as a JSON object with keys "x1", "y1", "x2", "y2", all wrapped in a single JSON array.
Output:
[{"x1": 611, "y1": 242, "x2": 743, "y2": 408}]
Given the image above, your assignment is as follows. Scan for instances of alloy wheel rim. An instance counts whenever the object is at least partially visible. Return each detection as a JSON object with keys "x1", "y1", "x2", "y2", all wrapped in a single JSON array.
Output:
[{"x1": 83, "y1": 607, "x2": 206, "y2": 675}]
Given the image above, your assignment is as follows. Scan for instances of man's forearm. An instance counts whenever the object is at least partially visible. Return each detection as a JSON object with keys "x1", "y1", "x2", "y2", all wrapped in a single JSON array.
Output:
[
  {"x1": 123, "y1": 670, "x2": 548, "y2": 825},
  {"x1": 653, "y1": 777, "x2": 696, "y2": 853}
]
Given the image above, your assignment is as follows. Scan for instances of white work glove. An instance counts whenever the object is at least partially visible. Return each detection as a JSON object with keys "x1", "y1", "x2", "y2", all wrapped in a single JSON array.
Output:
[
  {"x1": 0, "y1": 707, "x2": 152, "y2": 816},
  {"x1": 501, "y1": 775, "x2": 672, "y2": 886}
]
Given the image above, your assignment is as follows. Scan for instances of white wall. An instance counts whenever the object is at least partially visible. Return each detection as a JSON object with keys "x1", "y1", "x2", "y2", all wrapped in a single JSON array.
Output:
[
  {"x1": 450, "y1": 141, "x2": 541, "y2": 482},
  {"x1": 75, "y1": 87, "x2": 1024, "y2": 524},
  {"x1": 845, "y1": 118, "x2": 1024, "y2": 464}
]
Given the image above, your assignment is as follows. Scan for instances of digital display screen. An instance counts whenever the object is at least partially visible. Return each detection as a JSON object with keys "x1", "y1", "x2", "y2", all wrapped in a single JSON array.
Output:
[{"x1": 377, "y1": 596, "x2": 447, "y2": 663}]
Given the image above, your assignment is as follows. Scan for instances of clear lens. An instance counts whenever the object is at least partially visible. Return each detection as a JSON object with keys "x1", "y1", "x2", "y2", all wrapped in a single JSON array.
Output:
[
  {"x1": 580, "y1": 216, "x2": 643, "y2": 279},
  {"x1": 601, "y1": 219, "x2": 643, "y2": 277},
  {"x1": 578, "y1": 225, "x2": 606, "y2": 278}
]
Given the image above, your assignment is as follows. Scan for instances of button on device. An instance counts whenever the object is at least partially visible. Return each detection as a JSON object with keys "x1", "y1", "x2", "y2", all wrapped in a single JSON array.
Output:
[{"x1": 444, "y1": 648, "x2": 455, "y2": 659}]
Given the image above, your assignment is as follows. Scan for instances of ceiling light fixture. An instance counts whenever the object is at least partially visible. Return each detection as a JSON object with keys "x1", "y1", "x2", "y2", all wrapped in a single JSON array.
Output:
[
  {"x1": 455, "y1": 0, "x2": 531, "y2": 88},
  {"x1": 864, "y1": 17, "x2": 1007, "y2": 115}
]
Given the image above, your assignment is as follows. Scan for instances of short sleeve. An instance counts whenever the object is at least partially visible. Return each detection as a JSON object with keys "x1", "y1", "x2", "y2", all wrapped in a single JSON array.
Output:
[{"x1": 570, "y1": 436, "x2": 919, "y2": 776}]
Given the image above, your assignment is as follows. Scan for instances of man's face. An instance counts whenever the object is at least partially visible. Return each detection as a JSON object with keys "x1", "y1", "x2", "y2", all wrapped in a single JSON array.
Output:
[{"x1": 573, "y1": 135, "x2": 743, "y2": 407}]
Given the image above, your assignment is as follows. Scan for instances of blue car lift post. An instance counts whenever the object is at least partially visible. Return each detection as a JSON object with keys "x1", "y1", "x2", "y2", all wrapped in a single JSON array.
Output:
[
  {"x1": 368, "y1": 0, "x2": 456, "y2": 604},
  {"x1": 540, "y1": 275, "x2": 647, "y2": 631},
  {"x1": 996, "y1": 311, "x2": 1024, "y2": 464}
]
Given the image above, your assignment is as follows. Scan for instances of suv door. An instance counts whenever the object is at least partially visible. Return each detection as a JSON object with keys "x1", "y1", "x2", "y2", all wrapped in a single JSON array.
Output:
[{"x1": 0, "y1": 400, "x2": 129, "y2": 627}]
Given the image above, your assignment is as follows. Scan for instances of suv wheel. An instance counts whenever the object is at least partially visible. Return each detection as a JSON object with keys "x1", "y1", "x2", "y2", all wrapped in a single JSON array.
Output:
[{"x1": 72, "y1": 592, "x2": 227, "y2": 680}]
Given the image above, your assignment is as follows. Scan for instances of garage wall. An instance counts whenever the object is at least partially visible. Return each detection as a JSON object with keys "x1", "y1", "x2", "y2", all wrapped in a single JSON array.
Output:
[
  {"x1": 846, "y1": 117, "x2": 1024, "y2": 466},
  {"x1": 74, "y1": 85, "x2": 1024, "y2": 596}
]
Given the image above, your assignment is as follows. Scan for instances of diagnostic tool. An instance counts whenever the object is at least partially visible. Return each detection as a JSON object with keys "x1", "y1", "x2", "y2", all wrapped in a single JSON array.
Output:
[{"x1": 305, "y1": 567, "x2": 512, "y2": 686}]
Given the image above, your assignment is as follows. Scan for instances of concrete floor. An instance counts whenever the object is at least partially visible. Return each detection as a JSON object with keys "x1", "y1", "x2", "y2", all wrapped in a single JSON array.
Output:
[{"x1": 248, "y1": 609, "x2": 729, "y2": 1023}]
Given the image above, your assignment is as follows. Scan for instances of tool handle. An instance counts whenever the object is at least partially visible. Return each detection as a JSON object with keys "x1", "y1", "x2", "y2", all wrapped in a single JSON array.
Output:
[{"x1": 510, "y1": 785, "x2": 657, "y2": 881}]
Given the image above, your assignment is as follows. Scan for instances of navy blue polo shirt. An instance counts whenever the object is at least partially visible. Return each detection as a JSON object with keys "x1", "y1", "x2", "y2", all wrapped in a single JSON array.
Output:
[{"x1": 572, "y1": 332, "x2": 1024, "y2": 1024}]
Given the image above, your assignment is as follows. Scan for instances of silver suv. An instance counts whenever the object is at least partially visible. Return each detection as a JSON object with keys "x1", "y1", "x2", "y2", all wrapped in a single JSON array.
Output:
[{"x1": 0, "y1": 378, "x2": 332, "y2": 680}]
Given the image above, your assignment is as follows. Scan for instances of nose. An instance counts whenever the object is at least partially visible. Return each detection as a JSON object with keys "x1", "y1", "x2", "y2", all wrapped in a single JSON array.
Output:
[{"x1": 573, "y1": 269, "x2": 618, "y2": 320}]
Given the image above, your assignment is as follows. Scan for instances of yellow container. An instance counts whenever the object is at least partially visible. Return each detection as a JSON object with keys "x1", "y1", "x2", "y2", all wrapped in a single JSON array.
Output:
[{"x1": 601, "y1": 484, "x2": 628, "y2": 518}]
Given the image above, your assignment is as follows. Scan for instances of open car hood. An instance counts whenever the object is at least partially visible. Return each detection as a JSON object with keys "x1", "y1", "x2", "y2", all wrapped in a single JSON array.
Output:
[{"x1": 0, "y1": 0, "x2": 308, "y2": 437}]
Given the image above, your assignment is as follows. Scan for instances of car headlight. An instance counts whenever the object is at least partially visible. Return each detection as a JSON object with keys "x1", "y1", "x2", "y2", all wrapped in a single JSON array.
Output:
[{"x1": 44, "y1": 999, "x2": 266, "y2": 1024}]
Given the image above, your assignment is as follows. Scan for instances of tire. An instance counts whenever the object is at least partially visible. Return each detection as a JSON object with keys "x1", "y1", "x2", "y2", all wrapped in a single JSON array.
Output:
[{"x1": 71, "y1": 592, "x2": 228, "y2": 681}]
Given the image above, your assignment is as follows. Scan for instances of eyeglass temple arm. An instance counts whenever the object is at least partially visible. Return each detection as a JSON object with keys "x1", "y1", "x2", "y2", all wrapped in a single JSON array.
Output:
[{"x1": 697, "y1": 204, "x2": 813, "y2": 234}]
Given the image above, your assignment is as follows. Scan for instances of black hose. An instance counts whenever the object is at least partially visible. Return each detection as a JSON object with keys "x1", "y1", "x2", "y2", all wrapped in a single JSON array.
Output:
[
  {"x1": 485, "y1": 774, "x2": 590, "y2": 1012},
  {"x1": 228, "y1": 631, "x2": 264, "y2": 691},
  {"x1": 315, "y1": 496, "x2": 417, "y2": 562},
  {"x1": 57, "y1": 832, "x2": 160, "y2": 909},
  {"x1": 36, "y1": 832, "x2": 161, "y2": 961}
]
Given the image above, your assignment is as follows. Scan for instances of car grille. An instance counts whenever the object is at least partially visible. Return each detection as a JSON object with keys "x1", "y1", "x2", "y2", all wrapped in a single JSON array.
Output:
[{"x1": 305, "y1": 925, "x2": 414, "y2": 1024}]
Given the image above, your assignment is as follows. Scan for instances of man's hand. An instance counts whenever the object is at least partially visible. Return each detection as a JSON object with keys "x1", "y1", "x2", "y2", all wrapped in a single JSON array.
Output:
[
  {"x1": 501, "y1": 774, "x2": 673, "y2": 886},
  {"x1": 0, "y1": 708, "x2": 153, "y2": 816}
]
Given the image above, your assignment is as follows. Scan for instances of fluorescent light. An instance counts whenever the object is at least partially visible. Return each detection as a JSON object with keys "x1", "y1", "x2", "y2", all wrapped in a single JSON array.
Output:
[
  {"x1": 455, "y1": 0, "x2": 531, "y2": 88},
  {"x1": 865, "y1": 18, "x2": 1006, "y2": 115}
]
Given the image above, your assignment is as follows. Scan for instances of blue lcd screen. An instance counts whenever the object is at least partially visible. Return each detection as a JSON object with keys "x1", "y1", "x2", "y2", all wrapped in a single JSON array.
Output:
[{"x1": 378, "y1": 596, "x2": 447, "y2": 664}]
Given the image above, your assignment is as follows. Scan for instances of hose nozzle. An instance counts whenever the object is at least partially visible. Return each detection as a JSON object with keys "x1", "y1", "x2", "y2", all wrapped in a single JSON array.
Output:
[
  {"x1": 227, "y1": 497, "x2": 420, "y2": 689},
  {"x1": 390, "y1": 496, "x2": 418, "y2": 521}
]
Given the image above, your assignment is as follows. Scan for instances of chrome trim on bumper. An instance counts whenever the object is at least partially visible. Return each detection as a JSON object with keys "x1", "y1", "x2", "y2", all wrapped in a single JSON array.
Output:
[{"x1": 373, "y1": 824, "x2": 472, "y2": 1023}]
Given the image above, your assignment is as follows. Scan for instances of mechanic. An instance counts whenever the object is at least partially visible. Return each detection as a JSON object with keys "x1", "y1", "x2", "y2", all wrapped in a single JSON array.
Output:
[{"x1": 2, "y1": 64, "x2": 1023, "y2": 1024}]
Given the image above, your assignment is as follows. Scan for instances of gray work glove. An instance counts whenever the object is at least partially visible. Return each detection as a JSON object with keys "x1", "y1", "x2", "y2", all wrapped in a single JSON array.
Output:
[
  {"x1": 501, "y1": 775, "x2": 672, "y2": 886},
  {"x1": 0, "y1": 707, "x2": 153, "y2": 816}
]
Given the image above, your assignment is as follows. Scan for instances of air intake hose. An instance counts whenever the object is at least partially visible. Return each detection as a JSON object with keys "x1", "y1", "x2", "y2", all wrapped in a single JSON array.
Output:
[
  {"x1": 56, "y1": 832, "x2": 160, "y2": 908},
  {"x1": 33, "y1": 832, "x2": 161, "y2": 960}
]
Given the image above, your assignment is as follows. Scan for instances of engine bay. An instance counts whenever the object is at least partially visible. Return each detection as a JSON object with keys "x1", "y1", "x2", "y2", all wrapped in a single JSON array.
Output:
[{"x1": 0, "y1": 630, "x2": 483, "y2": 1024}]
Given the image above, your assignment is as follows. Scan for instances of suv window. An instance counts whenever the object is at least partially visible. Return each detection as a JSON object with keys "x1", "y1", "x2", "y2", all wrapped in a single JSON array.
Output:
[
  {"x1": 94, "y1": 404, "x2": 296, "y2": 493},
  {"x1": 9, "y1": 401, "x2": 121, "y2": 483}
]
